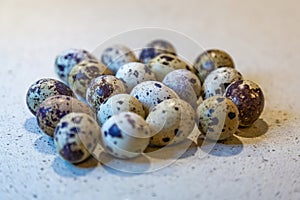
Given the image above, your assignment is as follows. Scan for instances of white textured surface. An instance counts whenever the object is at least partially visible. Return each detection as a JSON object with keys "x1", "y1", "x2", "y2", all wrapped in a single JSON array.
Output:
[{"x1": 1, "y1": 0, "x2": 300, "y2": 199}]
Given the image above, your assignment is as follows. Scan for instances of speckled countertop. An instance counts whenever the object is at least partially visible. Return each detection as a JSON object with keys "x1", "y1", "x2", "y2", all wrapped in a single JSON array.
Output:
[{"x1": 1, "y1": 0, "x2": 300, "y2": 199}]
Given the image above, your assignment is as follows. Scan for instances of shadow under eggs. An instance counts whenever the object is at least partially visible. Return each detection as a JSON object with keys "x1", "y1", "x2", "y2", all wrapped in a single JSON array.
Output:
[
  {"x1": 197, "y1": 134, "x2": 243, "y2": 157},
  {"x1": 24, "y1": 117, "x2": 42, "y2": 135},
  {"x1": 51, "y1": 156, "x2": 98, "y2": 178},
  {"x1": 236, "y1": 119, "x2": 269, "y2": 138},
  {"x1": 34, "y1": 136, "x2": 56, "y2": 155},
  {"x1": 96, "y1": 151, "x2": 151, "y2": 175},
  {"x1": 74, "y1": 156, "x2": 100, "y2": 168},
  {"x1": 144, "y1": 138, "x2": 197, "y2": 160}
]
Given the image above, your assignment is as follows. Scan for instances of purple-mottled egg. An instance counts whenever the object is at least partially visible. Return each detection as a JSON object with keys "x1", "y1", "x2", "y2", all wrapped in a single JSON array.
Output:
[
  {"x1": 86, "y1": 75, "x2": 126, "y2": 111},
  {"x1": 68, "y1": 59, "x2": 113, "y2": 100},
  {"x1": 36, "y1": 95, "x2": 94, "y2": 137},
  {"x1": 225, "y1": 80, "x2": 265, "y2": 127},
  {"x1": 54, "y1": 49, "x2": 96, "y2": 84},
  {"x1": 26, "y1": 78, "x2": 74, "y2": 115},
  {"x1": 54, "y1": 113, "x2": 101, "y2": 164}
]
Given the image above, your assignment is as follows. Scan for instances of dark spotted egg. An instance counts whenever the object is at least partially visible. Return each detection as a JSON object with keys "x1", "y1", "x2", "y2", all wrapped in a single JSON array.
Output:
[
  {"x1": 97, "y1": 94, "x2": 145, "y2": 125},
  {"x1": 101, "y1": 112, "x2": 150, "y2": 159},
  {"x1": 194, "y1": 49, "x2": 235, "y2": 83},
  {"x1": 139, "y1": 39, "x2": 176, "y2": 64},
  {"x1": 146, "y1": 98, "x2": 196, "y2": 147},
  {"x1": 86, "y1": 75, "x2": 126, "y2": 111},
  {"x1": 68, "y1": 59, "x2": 113, "y2": 100},
  {"x1": 116, "y1": 62, "x2": 157, "y2": 93},
  {"x1": 55, "y1": 48, "x2": 97, "y2": 84},
  {"x1": 196, "y1": 96, "x2": 239, "y2": 141},
  {"x1": 130, "y1": 81, "x2": 179, "y2": 115},
  {"x1": 36, "y1": 95, "x2": 94, "y2": 137},
  {"x1": 54, "y1": 113, "x2": 101, "y2": 164},
  {"x1": 101, "y1": 45, "x2": 137, "y2": 74},
  {"x1": 163, "y1": 69, "x2": 201, "y2": 109},
  {"x1": 26, "y1": 78, "x2": 74, "y2": 115},
  {"x1": 148, "y1": 53, "x2": 196, "y2": 81},
  {"x1": 225, "y1": 80, "x2": 265, "y2": 127},
  {"x1": 203, "y1": 67, "x2": 243, "y2": 99}
]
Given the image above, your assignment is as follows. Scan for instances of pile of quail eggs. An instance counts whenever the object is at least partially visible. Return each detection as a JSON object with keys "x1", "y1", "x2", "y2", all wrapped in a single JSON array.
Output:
[{"x1": 26, "y1": 39, "x2": 265, "y2": 164}]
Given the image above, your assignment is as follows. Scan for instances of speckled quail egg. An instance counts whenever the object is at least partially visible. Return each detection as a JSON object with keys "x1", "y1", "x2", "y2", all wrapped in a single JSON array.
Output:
[
  {"x1": 194, "y1": 49, "x2": 235, "y2": 83},
  {"x1": 101, "y1": 112, "x2": 151, "y2": 159},
  {"x1": 203, "y1": 67, "x2": 243, "y2": 99},
  {"x1": 97, "y1": 94, "x2": 145, "y2": 125},
  {"x1": 148, "y1": 53, "x2": 196, "y2": 81},
  {"x1": 196, "y1": 96, "x2": 240, "y2": 141},
  {"x1": 162, "y1": 69, "x2": 201, "y2": 109},
  {"x1": 146, "y1": 98, "x2": 196, "y2": 147},
  {"x1": 68, "y1": 59, "x2": 113, "y2": 99},
  {"x1": 139, "y1": 39, "x2": 177, "y2": 64},
  {"x1": 225, "y1": 80, "x2": 265, "y2": 127},
  {"x1": 36, "y1": 95, "x2": 94, "y2": 137},
  {"x1": 130, "y1": 81, "x2": 179, "y2": 115},
  {"x1": 101, "y1": 45, "x2": 137, "y2": 74},
  {"x1": 26, "y1": 78, "x2": 74, "y2": 115},
  {"x1": 55, "y1": 48, "x2": 97, "y2": 84},
  {"x1": 116, "y1": 62, "x2": 156, "y2": 93},
  {"x1": 54, "y1": 113, "x2": 101, "y2": 164},
  {"x1": 86, "y1": 75, "x2": 126, "y2": 111}
]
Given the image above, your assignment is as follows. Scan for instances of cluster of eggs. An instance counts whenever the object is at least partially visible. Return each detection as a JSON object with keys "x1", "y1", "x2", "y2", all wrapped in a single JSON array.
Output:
[{"x1": 26, "y1": 39, "x2": 265, "y2": 164}]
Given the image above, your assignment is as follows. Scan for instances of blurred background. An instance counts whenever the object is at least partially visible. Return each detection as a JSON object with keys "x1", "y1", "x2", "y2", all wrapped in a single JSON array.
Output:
[{"x1": 1, "y1": 0, "x2": 299, "y2": 90}]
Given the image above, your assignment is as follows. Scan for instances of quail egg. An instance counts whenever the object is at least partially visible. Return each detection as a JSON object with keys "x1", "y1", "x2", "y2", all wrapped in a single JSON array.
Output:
[
  {"x1": 203, "y1": 67, "x2": 243, "y2": 99},
  {"x1": 54, "y1": 113, "x2": 101, "y2": 164},
  {"x1": 97, "y1": 94, "x2": 145, "y2": 125},
  {"x1": 86, "y1": 75, "x2": 126, "y2": 111},
  {"x1": 36, "y1": 95, "x2": 94, "y2": 137},
  {"x1": 146, "y1": 98, "x2": 196, "y2": 147},
  {"x1": 163, "y1": 69, "x2": 201, "y2": 109},
  {"x1": 196, "y1": 96, "x2": 239, "y2": 141},
  {"x1": 194, "y1": 49, "x2": 235, "y2": 83},
  {"x1": 139, "y1": 39, "x2": 176, "y2": 64},
  {"x1": 101, "y1": 112, "x2": 151, "y2": 159},
  {"x1": 68, "y1": 59, "x2": 113, "y2": 99},
  {"x1": 26, "y1": 78, "x2": 74, "y2": 115},
  {"x1": 116, "y1": 62, "x2": 156, "y2": 93},
  {"x1": 101, "y1": 45, "x2": 137, "y2": 74},
  {"x1": 148, "y1": 53, "x2": 196, "y2": 81},
  {"x1": 55, "y1": 48, "x2": 97, "y2": 84},
  {"x1": 225, "y1": 80, "x2": 265, "y2": 127},
  {"x1": 130, "y1": 81, "x2": 179, "y2": 115}
]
